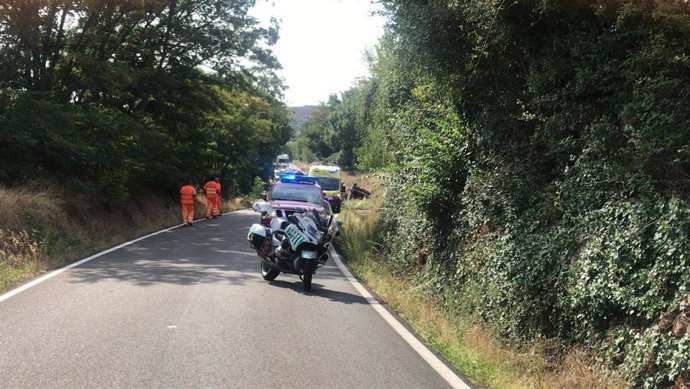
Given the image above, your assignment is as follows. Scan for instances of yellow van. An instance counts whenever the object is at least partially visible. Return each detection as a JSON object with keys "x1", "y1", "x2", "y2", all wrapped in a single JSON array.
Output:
[{"x1": 308, "y1": 165, "x2": 343, "y2": 212}]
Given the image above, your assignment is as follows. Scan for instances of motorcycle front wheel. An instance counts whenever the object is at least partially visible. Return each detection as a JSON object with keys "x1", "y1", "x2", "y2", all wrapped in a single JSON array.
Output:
[
  {"x1": 302, "y1": 259, "x2": 315, "y2": 292},
  {"x1": 261, "y1": 261, "x2": 280, "y2": 281}
]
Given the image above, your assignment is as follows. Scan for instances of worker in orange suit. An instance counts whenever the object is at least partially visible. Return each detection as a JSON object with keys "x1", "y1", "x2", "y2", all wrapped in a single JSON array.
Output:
[
  {"x1": 203, "y1": 177, "x2": 220, "y2": 219},
  {"x1": 214, "y1": 176, "x2": 222, "y2": 217},
  {"x1": 180, "y1": 179, "x2": 196, "y2": 226}
]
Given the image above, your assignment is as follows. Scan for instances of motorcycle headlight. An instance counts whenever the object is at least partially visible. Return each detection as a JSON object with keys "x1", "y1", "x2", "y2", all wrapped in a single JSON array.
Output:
[{"x1": 301, "y1": 250, "x2": 318, "y2": 259}]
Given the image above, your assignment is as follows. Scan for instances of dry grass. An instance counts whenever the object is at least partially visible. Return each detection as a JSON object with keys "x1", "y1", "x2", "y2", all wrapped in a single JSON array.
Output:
[
  {"x1": 0, "y1": 228, "x2": 48, "y2": 290},
  {"x1": 0, "y1": 186, "x2": 62, "y2": 230},
  {"x1": 289, "y1": 161, "x2": 311, "y2": 172},
  {"x1": 0, "y1": 181, "x2": 260, "y2": 293},
  {"x1": 0, "y1": 229, "x2": 41, "y2": 267},
  {"x1": 0, "y1": 184, "x2": 251, "y2": 293},
  {"x1": 337, "y1": 187, "x2": 625, "y2": 389},
  {"x1": 224, "y1": 197, "x2": 251, "y2": 212}
]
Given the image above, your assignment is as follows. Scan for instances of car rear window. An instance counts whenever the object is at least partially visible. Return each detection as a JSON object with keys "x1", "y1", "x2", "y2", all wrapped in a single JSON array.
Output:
[{"x1": 270, "y1": 184, "x2": 322, "y2": 202}]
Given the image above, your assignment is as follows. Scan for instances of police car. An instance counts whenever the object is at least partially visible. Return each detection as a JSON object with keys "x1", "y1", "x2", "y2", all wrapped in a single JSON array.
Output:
[{"x1": 266, "y1": 174, "x2": 331, "y2": 219}]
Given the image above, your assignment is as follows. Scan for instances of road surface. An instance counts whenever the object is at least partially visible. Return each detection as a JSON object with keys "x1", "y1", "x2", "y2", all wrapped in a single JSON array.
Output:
[{"x1": 0, "y1": 210, "x2": 469, "y2": 388}]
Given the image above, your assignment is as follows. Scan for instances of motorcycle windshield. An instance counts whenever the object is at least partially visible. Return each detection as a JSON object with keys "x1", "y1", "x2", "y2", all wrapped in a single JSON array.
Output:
[
  {"x1": 304, "y1": 193, "x2": 332, "y2": 215},
  {"x1": 305, "y1": 195, "x2": 332, "y2": 228}
]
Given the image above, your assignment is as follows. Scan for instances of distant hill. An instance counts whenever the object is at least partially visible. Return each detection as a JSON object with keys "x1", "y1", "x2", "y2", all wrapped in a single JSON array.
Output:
[{"x1": 288, "y1": 105, "x2": 318, "y2": 135}]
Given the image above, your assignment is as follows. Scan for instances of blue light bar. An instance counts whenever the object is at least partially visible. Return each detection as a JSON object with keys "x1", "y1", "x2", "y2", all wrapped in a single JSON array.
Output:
[{"x1": 279, "y1": 174, "x2": 318, "y2": 184}]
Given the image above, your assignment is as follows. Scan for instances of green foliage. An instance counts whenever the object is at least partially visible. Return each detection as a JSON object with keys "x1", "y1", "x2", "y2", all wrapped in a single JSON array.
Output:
[
  {"x1": 249, "y1": 176, "x2": 268, "y2": 200},
  {"x1": 327, "y1": 0, "x2": 690, "y2": 386},
  {"x1": 289, "y1": 75, "x2": 397, "y2": 170},
  {"x1": 0, "y1": 0, "x2": 289, "y2": 201}
]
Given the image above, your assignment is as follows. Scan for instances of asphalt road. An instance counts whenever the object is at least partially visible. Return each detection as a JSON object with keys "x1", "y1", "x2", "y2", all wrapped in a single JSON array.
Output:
[{"x1": 0, "y1": 210, "x2": 463, "y2": 388}]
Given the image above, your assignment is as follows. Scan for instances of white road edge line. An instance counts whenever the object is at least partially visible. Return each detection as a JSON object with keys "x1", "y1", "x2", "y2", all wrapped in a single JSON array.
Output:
[
  {"x1": 1, "y1": 209, "x2": 469, "y2": 389},
  {"x1": 0, "y1": 223, "x2": 185, "y2": 304},
  {"x1": 330, "y1": 247, "x2": 472, "y2": 389}
]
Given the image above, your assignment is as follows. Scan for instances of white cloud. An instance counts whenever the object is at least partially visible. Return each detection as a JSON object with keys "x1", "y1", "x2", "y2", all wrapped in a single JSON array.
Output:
[{"x1": 250, "y1": 0, "x2": 385, "y2": 106}]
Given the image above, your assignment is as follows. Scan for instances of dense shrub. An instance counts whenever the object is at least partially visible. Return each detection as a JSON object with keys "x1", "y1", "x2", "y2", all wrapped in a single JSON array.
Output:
[{"x1": 322, "y1": 0, "x2": 690, "y2": 386}]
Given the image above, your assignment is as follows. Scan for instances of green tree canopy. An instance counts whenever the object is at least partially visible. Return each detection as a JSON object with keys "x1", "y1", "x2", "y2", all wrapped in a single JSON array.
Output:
[{"x1": 0, "y1": 0, "x2": 289, "y2": 202}]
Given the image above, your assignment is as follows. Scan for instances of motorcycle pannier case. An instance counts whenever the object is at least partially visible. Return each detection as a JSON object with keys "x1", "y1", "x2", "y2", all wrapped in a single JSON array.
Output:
[{"x1": 248, "y1": 224, "x2": 270, "y2": 250}]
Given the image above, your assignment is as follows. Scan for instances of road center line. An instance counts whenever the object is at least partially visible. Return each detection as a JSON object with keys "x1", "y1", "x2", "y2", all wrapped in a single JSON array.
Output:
[{"x1": 330, "y1": 247, "x2": 474, "y2": 389}]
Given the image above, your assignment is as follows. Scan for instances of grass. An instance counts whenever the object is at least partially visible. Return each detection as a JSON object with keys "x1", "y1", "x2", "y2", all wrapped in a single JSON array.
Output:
[
  {"x1": 0, "y1": 184, "x2": 251, "y2": 293},
  {"x1": 225, "y1": 196, "x2": 252, "y2": 212},
  {"x1": 0, "y1": 187, "x2": 63, "y2": 230},
  {"x1": 0, "y1": 228, "x2": 48, "y2": 290},
  {"x1": 336, "y1": 187, "x2": 624, "y2": 389},
  {"x1": 0, "y1": 177, "x2": 624, "y2": 387},
  {"x1": 0, "y1": 261, "x2": 48, "y2": 291}
]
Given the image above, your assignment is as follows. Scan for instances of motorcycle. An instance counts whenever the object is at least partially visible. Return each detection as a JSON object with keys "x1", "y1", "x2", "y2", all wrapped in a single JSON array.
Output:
[{"x1": 246, "y1": 200, "x2": 339, "y2": 292}]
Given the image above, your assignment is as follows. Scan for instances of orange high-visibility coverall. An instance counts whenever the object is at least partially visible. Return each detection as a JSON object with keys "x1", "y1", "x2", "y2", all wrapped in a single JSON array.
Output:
[
  {"x1": 214, "y1": 181, "x2": 222, "y2": 216},
  {"x1": 203, "y1": 180, "x2": 220, "y2": 218},
  {"x1": 180, "y1": 184, "x2": 196, "y2": 224}
]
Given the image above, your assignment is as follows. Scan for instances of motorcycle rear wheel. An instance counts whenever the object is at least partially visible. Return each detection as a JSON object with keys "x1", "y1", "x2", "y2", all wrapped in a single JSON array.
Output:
[
  {"x1": 302, "y1": 259, "x2": 315, "y2": 292},
  {"x1": 261, "y1": 261, "x2": 280, "y2": 281}
]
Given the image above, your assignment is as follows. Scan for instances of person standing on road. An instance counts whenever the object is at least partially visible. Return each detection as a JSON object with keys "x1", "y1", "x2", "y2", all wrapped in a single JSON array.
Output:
[
  {"x1": 180, "y1": 179, "x2": 197, "y2": 226},
  {"x1": 203, "y1": 176, "x2": 220, "y2": 219},
  {"x1": 214, "y1": 176, "x2": 223, "y2": 217}
]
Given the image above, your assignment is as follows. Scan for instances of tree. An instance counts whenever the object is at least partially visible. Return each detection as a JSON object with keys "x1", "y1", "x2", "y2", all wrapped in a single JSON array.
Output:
[{"x1": 0, "y1": 0, "x2": 287, "y2": 202}]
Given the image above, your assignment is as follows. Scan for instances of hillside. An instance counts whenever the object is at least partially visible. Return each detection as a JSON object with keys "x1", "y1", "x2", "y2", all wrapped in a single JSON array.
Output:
[{"x1": 288, "y1": 105, "x2": 318, "y2": 135}]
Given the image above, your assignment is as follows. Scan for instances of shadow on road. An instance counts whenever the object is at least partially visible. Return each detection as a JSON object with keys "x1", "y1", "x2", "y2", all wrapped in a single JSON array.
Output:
[
  {"x1": 66, "y1": 220, "x2": 261, "y2": 288},
  {"x1": 64, "y1": 214, "x2": 364, "y2": 306},
  {"x1": 267, "y1": 279, "x2": 369, "y2": 305}
]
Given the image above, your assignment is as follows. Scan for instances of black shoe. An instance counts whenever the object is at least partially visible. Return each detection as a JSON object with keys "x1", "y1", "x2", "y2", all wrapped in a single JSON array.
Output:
[
  {"x1": 188, "y1": 222, "x2": 194, "y2": 226},
  {"x1": 182, "y1": 223, "x2": 189, "y2": 227}
]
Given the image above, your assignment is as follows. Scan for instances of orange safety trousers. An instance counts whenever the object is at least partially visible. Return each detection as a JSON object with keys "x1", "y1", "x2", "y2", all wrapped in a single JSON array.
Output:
[
  {"x1": 214, "y1": 196, "x2": 222, "y2": 216},
  {"x1": 205, "y1": 194, "x2": 219, "y2": 218},
  {"x1": 181, "y1": 204, "x2": 195, "y2": 223},
  {"x1": 215, "y1": 183, "x2": 222, "y2": 216},
  {"x1": 180, "y1": 184, "x2": 196, "y2": 223}
]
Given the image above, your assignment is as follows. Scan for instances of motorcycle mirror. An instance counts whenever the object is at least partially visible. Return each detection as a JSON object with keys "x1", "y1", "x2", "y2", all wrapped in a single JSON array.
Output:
[
  {"x1": 252, "y1": 202, "x2": 274, "y2": 216},
  {"x1": 335, "y1": 220, "x2": 344, "y2": 227}
]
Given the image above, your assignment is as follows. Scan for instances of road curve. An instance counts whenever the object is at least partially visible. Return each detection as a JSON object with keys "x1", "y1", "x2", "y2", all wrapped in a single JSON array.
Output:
[{"x1": 0, "y1": 210, "x2": 467, "y2": 388}]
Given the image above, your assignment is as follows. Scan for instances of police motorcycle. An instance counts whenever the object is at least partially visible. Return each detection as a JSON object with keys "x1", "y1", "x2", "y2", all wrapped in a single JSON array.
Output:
[{"x1": 246, "y1": 199, "x2": 339, "y2": 292}]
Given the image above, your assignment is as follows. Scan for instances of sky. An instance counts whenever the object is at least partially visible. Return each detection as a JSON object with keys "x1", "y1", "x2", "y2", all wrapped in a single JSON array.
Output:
[{"x1": 250, "y1": 0, "x2": 386, "y2": 107}]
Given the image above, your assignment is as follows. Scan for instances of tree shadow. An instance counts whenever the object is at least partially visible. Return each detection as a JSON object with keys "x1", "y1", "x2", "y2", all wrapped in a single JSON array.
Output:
[
  {"x1": 66, "y1": 223, "x2": 261, "y2": 288},
  {"x1": 267, "y1": 279, "x2": 369, "y2": 305},
  {"x1": 64, "y1": 213, "x2": 367, "y2": 307}
]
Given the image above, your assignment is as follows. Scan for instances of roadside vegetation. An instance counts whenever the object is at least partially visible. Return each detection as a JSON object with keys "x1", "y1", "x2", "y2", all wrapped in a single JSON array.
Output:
[
  {"x1": 0, "y1": 1, "x2": 287, "y2": 291},
  {"x1": 0, "y1": 184, "x2": 251, "y2": 292},
  {"x1": 0, "y1": 1, "x2": 290, "y2": 202},
  {"x1": 2, "y1": 0, "x2": 688, "y2": 386},
  {"x1": 337, "y1": 176, "x2": 624, "y2": 388},
  {"x1": 307, "y1": 1, "x2": 690, "y2": 387}
]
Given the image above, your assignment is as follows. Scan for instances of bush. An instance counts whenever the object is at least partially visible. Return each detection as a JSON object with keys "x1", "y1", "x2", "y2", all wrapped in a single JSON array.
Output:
[
  {"x1": 347, "y1": 0, "x2": 690, "y2": 385},
  {"x1": 249, "y1": 177, "x2": 268, "y2": 200}
]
